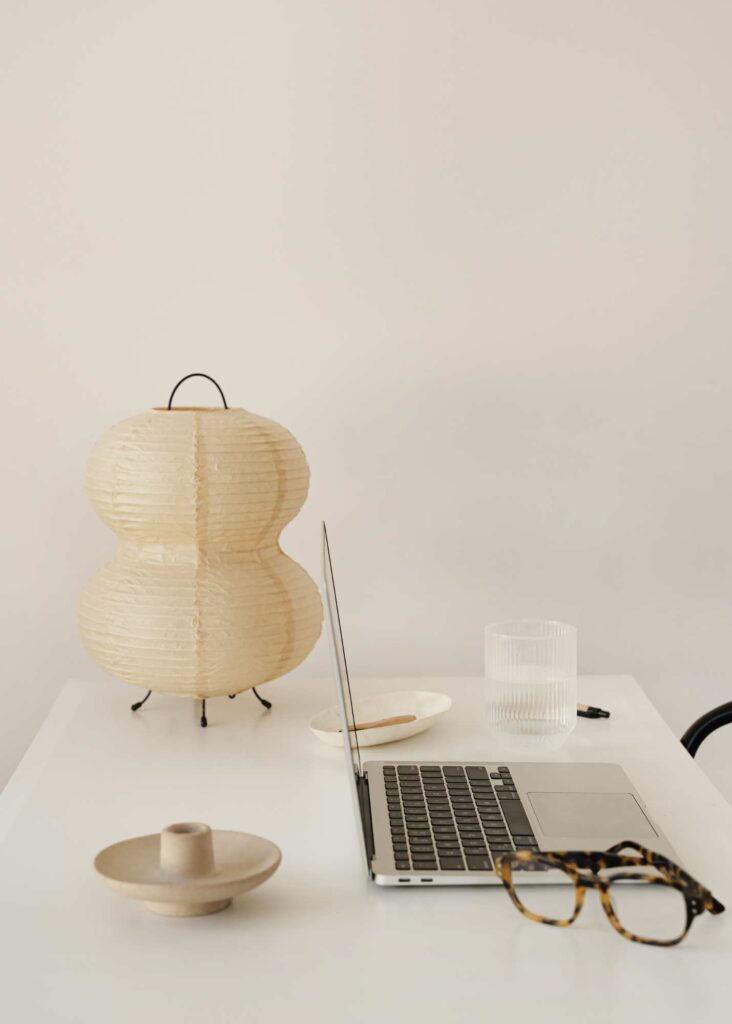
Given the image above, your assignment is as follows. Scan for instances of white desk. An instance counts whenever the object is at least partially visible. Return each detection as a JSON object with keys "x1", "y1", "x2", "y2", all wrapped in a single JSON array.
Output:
[{"x1": 1, "y1": 675, "x2": 731, "y2": 1023}]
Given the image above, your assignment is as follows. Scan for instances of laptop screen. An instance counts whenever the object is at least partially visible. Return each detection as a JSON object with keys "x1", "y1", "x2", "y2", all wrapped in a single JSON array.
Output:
[
  {"x1": 321, "y1": 522, "x2": 362, "y2": 776},
  {"x1": 322, "y1": 523, "x2": 373, "y2": 877}
]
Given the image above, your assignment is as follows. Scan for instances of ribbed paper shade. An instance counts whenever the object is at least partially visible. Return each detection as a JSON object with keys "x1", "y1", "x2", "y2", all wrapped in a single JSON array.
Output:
[{"x1": 78, "y1": 407, "x2": 323, "y2": 698}]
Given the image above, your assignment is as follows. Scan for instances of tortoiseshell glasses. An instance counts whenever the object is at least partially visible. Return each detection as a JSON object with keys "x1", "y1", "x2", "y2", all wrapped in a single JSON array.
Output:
[{"x1": 495, "y1": 840, "x2": 725, "y2": 946}]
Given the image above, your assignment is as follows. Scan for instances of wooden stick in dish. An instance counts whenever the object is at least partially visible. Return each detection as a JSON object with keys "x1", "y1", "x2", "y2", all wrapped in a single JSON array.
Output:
[{"x1": 341, "y1": 714, "x2": 417, "y2": 733}]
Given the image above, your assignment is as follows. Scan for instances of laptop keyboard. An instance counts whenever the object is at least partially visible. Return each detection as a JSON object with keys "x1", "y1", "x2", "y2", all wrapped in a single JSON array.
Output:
[{"x1": 384, "y1": 764, "x2": 539, "y2": 872}]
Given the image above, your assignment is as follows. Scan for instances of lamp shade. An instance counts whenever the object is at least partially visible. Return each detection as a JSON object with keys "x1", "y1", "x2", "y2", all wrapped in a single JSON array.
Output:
[{"x1": 78, "y1": 405, "x2": 322, "y2": 698}]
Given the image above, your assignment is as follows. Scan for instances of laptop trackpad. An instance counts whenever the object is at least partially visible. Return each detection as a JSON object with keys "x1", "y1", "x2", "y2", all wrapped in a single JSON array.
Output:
[{"x1": 528, "y1": 792, "x2": 658, "y2": 839}]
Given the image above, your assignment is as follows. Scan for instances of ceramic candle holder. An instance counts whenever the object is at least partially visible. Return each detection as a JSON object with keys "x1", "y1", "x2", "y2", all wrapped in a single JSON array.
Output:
[{"x1": 94, "y1": 821, "x2": 282, "y2": 917}]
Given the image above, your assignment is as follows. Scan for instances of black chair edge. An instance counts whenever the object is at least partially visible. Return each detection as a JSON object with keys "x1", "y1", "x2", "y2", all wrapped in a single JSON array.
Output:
[{"x1": 681, "y1": 701, "x2": 732, "y2": 758}]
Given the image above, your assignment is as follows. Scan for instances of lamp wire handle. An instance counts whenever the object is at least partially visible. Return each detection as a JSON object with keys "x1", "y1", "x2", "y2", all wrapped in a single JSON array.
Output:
[{"x1": 167, "y1": 373, "x2": 228, "y2": 410}]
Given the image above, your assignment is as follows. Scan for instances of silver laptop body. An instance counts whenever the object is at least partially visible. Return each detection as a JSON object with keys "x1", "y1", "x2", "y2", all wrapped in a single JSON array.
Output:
[{"x1": 322, "y1": 523, "x2": 676, "y2": 886}]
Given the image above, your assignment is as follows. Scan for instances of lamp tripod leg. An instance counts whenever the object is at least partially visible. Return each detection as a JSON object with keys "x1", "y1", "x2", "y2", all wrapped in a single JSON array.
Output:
[
  {"x1": 131, "y1": 690, "x2": 152, "y2": 712},
  {"x1": 227, "y1": 690, "x2": 273, "y2": 710},
  {"x1": 252, "y1": 687, "x2": 273, "y2": 710},
  {"x1": 131, "y1": 691, "x2": 263, "y2": 725}
]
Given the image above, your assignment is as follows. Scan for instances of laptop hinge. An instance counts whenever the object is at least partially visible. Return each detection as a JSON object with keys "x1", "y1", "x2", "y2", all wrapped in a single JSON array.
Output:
[{"x1": 357, "y1": 771, "x2": 375, "y2": 865}]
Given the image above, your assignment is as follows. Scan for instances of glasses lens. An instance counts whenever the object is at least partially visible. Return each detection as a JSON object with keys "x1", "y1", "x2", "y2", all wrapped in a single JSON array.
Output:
[
  {"x1": 510, "y1": 864, "x2": 579, "y2": 924},
  {"x1": 609, "y1": 878, "x2": 687, "y2": 943}
]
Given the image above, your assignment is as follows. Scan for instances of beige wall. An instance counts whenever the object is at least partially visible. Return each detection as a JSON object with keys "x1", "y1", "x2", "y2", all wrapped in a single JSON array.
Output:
[{"x1": 2, "y1": 1, "x2": 731, "y2": 795}]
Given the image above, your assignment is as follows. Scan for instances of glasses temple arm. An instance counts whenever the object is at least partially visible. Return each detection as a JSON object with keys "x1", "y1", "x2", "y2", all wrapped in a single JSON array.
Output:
[{"x1": 704, "y1": 894, "x2": 726, "y2": 915}]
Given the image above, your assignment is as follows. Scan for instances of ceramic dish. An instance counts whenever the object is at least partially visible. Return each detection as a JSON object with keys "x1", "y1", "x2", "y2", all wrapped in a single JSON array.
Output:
[{"x1": 309, "y1": 690, "x2": 452, "y2": 748}]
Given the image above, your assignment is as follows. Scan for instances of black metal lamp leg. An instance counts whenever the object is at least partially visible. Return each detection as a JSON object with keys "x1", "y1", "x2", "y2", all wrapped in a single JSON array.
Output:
[
  {"x1": 131, "y1": 690, "x2": 152, "y2": 712},
  {"x1": 252, "y1": 687, "x2": 272, "y2": 710},
  {"x1": 227, "y1": 689, "x2": 272, "y2": 709},
  {"x1": 200, "y1": 699, "x2": 208, "y2": 728}
]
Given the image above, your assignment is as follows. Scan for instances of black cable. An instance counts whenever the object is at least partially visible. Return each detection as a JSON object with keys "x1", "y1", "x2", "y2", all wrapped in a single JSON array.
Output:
[{"x1": 131, "y1": 690, "x2": 152, "y2": 712}]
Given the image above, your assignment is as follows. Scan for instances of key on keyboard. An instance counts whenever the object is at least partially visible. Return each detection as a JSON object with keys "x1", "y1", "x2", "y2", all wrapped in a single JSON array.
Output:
[{"x1": 386, "y1": 765, "x2": 539, "y2": 872}]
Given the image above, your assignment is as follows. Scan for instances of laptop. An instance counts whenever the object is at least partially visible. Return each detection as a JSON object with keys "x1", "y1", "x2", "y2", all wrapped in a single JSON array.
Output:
[{"x1": 322, "y1": 523, "x2": 677, "y2": 886}]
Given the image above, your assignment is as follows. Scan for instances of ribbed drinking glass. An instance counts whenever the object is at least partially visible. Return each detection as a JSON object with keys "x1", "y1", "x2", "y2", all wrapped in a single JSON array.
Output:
[{"x1": 485, "y1": 620, "x2": 577, "y2": 747}]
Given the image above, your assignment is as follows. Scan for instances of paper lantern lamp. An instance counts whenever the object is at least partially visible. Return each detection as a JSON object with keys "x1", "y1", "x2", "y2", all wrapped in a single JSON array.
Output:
[{"x1": 78, "y1": 374, "x2": 323, "y2": 723}]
